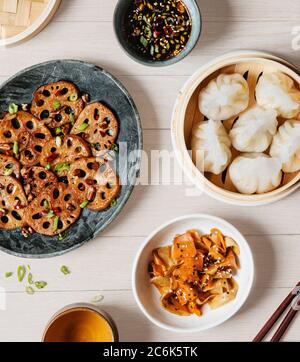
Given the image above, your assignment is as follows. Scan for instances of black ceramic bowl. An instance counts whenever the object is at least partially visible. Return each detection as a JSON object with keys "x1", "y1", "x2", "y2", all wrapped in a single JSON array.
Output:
[
  {"x1": 0, "y1": 60, "x2": 142, "y2": 258},
  {"x1": 113, "y1": 0, "x2": 202, "y2": 67}
]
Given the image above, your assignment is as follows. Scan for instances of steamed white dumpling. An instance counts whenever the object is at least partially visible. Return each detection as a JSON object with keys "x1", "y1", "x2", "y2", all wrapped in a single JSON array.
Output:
[
  {"x1": 199, "y1": 73, "x2": 249, "y2": 121},
  {"x1": 256, "y1": 73, "x2": 300, "y2": 118},
  {"x1": 270, "y1": 120, "x2": 300, "y2": 173},
  {"x1": 229, "y1": 153, "x2": 282, "y2": 194},
  {"x1": 191, "y1": 119, "x2": 232, "y2": 175},
  {"x1": 229, "y1": 106, "x2": 278, "y2": 152}
]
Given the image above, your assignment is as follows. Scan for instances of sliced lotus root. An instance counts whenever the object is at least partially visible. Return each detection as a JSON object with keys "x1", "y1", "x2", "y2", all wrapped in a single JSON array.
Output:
[
  {"x1": 71, "y1": 102, "x2": 119, "y2": 156},
  {"x1": 40, "y1": 135, "x2": 91, "y2": 177},
  {"x1": 0, "y1": 176, "x2": 28, "y2": 229},
  {"x1": 21, "y1": 167, "x2": 58, "y2": 201},
  {"x1": 0, "y1": 155, "x2": 20, "y2": 178},
  {"x1": 24, "y1": 183, "x2": 81, "y2": 236},
  {"x1": 69, "y1": 157, "x2": 120, "y2": 211},
  {"x1": 31, "y1": 81, "x2": 85, "y2": 129},
  {"x1": 0, "y1": 111, "x2": 52, "y2": 167}
]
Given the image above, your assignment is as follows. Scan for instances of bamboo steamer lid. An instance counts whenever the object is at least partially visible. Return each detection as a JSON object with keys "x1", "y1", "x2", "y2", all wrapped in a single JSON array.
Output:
[
  {"x1": 0, "y1": 0, "x2": 61, "y2": 47},
  {"x1": 171, "y1": 52, "x2": 300, "y2": 206}
]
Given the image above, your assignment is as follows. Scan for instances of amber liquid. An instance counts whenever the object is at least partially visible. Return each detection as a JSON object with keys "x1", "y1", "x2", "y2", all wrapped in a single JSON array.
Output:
[{"x1": 44, "y1": 308, "x2": 114, "y2": 342}]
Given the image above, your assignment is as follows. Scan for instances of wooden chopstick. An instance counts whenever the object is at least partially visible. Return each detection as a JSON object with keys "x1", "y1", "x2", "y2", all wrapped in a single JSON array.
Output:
[
  {"x1": 270, "y1": 304, "x2": 299, "y2": 342},
  {"x1": 253, "y1": 281, "x2": 300, "y2": 342}
]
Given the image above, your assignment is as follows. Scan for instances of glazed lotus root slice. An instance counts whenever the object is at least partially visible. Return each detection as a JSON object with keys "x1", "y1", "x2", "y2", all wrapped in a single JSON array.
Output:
[
  {"x1": 69, "y1": 157, "x2": 120, "y2": 211},
  {"x1": 24, "y1": 184, "x2": 81, "y2": 236},
  {"x1": 71, "y1": 102, "x2": 119, "y2": 155},
  {"x1": 21, "y1": 167, "x2": 58, "y2": 200},
  {"x1": 0, "y1": 176, "x2": 28, "y2": 229},
  {"x1": 31, "y1": 80, "x2": 85, "y2": 129},
  {"x1": 0, "y1": 155, "x2": 21, "y2": 178},
  {"x1": 0, "y1": 111, "x2": 52, "y2": 167},
  {"x1": 40, "y1": 135, "x2": 91, "y2": 176}
]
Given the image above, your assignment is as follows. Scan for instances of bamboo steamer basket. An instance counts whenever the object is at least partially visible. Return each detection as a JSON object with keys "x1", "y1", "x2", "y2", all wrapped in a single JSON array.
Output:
[
  {"x1": 0, "y1": 0, "x2": 61, "y2": 47},
  {"x1": 171, "y1": 52, "x2": 300, "y2": 206}
]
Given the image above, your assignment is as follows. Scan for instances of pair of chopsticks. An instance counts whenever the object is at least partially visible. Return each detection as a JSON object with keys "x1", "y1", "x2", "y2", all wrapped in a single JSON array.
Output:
[{"x1": 253, "y1": 281, "x2": 300, "y2": 342}]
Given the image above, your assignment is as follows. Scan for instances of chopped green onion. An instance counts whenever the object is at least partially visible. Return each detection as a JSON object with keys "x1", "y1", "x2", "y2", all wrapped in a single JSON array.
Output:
[
  {"x1": 91, "y1": 295, "x2": 104, "y2": 304},
  {"x1": 69, "y1": 113, "x2": 75, "y2": 126},
  {"x1": 17, "y1": 265, "x2": 26, "y2": 282},
  {"x1": 53, "y1": 100, "x2": 61, "y2": 110},
  {"x1": 80, "y1": 200, "x2": 89, "y2": 209},
  {"x1": 69, "y1": 93, "x2": 78, "y2": 101},
  {"x1": 53, "y1": 216, "x2": 59, "y2": 232},
  {"x1": 35, "y1": 281, "x2": 47, "y2": 289},
  {"x1": 140, "y1": 36, "x2": 148, "y2": 47},
  {"x1": 78, "y1": 122, "x2": 89, "y2": 131},
  {"x1": 55, "y1": 127, "x2": 62, "y2": 135},
  {"x1": 13, "y1": 141, "x2": 19, "y2": 156},
  {"x1": 110, "y1": 199, "x2": 117, "y2": 208},
  {"x1": 25, "y1": 286, "x2": 35, "y2": 295},
  {"x1": 4, "y1": 168, "x2": 13, "y2": 176},
  {"x1": 45, "y1": 164, "x2": 51, "y2": 171},
  {"x1": 8, "y1": 103, "x2": 18, "y2": 114},
  {"x1": 58, "y1": 232, "x2": 67, "y2": 241},
  {"x1": 43, "y1": 200, "x2": 49, "y2": 209},
  {"x1": 60, "y1": 265, "x2": 70, "y2": 275},
  {"x1": 28, "y1": 273, "x2": 33, "y2": 285},
  {"x1": 54, "y1": 162, "x2": 70, "y2": 173},
  {"x1": 48, "y1": 210, "x2": 55, "y2": 219},
  {"x1": 111, "y1": 143, "x2": 119, "y2": 153},
  {"x1": 4, "y1": 272, "x2": 13, "y2": 278}
]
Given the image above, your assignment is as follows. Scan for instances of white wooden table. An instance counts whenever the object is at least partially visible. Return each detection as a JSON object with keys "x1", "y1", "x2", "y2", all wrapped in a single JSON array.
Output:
[{"x1": 0, "y1": 0, "x2": 300, "y2": 342}]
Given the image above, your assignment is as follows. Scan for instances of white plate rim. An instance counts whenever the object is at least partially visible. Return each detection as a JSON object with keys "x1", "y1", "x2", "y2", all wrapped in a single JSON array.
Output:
[{"x1": 132, "y1": 213, "x2": 255, "y2": 333}]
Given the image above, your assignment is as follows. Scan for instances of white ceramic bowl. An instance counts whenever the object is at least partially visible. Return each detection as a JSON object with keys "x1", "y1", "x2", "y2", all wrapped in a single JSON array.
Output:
[{"x1": 132, "y1": 214, "x2": 254, "y2": 333}]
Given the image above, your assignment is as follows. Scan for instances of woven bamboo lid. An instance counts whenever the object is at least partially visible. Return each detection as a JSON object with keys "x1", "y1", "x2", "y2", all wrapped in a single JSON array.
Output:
[{"x1": 0, "y1": 0, "x2": 61, "y2": 47}]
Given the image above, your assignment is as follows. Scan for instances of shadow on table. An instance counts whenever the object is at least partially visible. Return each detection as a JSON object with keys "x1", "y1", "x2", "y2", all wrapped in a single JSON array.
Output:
[
  {"x1": 104, "y1": 304, "x2": 154, "y2": 342},
  {"x1": 192, "y1": 0, "x2": 234, "y2": 53},
  {"x1": 227, "y1": 218, "x2": 277, "y2": 319}
]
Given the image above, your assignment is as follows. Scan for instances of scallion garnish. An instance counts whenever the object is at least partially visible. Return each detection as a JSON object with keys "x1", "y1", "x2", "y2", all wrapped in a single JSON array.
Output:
[
  {"x1": 58, "y1": 232, "x2": 67, "y2": 241},
  {"x1": 17, "y1": 265, "x2": 26, "y2": 282},
  {"x1": 35, "y1": 281, "x2": 47, "y2": 289},
  {"x1": 48, "y1": 210, "x2": 55, "y2": 219},
  {"x1": 13, "y1": 141, "x2": 19, "y2": 156},
  {"x1": 8, "y1": 103, "x2": 18, "y2": 114},
  {"x1": 53, "y1": 216, "x2": 59, "y2": 232},
  {"x1": 111, "y1": 143, "x2": 119, "y2": 153},
  {"x1": 78, "y1": 122, "x2": 89, "y2": 131},
  {"x1": 28, "y1": 273, "x2": 33, "y2": 285},
  {"x1": 25, "y1": 286, "x2": 35, "y2": 295},
  {"x1": 69, "y1": 113, "x2": 75, "y2": 126},
  {"x1": 55, "y1": 127, "x2": 62, "y2": 135},
  {"x1": 80, "y1": 200, "x2": 89, "y2": 209},
  {"x1": 54, "y1": 162, "x2": 70, "y2": 173},
  {"x1": 69, "y1": 93, "x2": 78, "y2": 102},
  {"x1": 53, "y1": 100, "x2": 61, "y2": 110},
  {"x1": 110, "y1": 199, "x2": 117, "y2": 208},
  {"x1": 60, "y1": 265, "x2": 70, "y2": 275}
]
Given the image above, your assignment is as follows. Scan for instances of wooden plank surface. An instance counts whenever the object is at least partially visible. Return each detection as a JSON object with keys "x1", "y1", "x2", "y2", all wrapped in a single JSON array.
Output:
[{"x1": 0, "y1": 0, "x2": 300, "y2": 342}]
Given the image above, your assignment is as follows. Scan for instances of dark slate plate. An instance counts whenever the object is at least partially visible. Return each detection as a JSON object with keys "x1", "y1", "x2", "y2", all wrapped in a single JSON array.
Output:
[{"x1": 0, "y1": 60, "x2": 142, "y2": 258}]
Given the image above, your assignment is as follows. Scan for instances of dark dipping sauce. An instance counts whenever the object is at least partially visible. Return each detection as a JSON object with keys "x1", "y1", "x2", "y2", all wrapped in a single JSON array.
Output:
[{"x1": 126, "y1": 0, "x2": 192, "y2": 61}]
